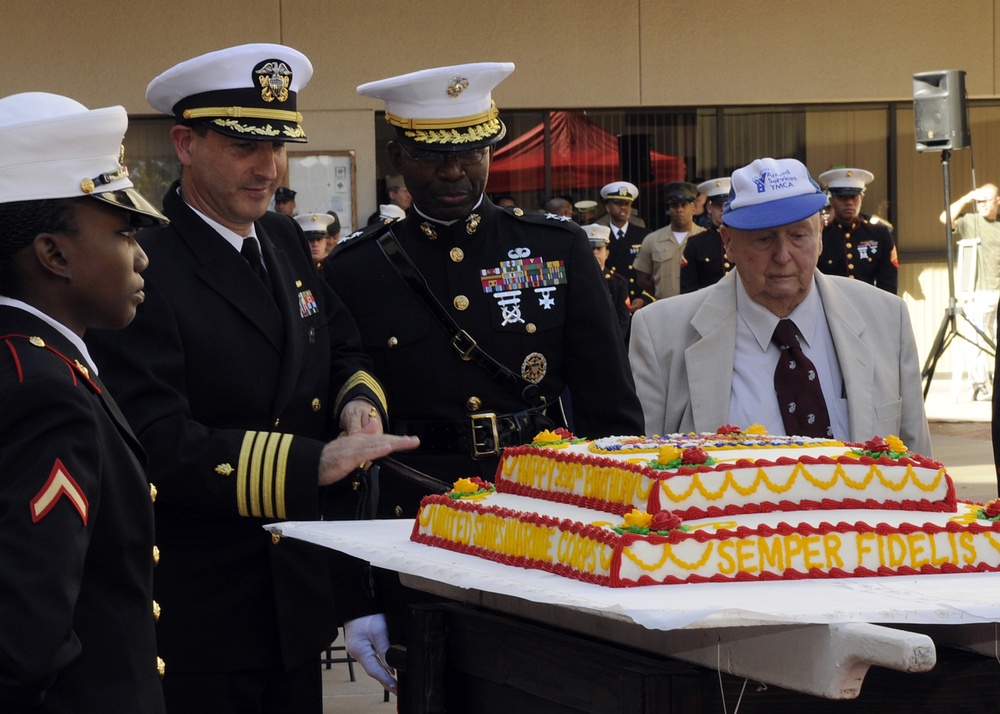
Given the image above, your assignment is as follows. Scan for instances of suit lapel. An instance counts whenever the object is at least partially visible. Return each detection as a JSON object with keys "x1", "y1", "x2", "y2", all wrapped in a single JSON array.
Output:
[
  {"x1": 256, "y1": 219, "x2": 306, "y2": 417},
  {"x1": 815, "y1": 274, "x2": 874, "y2": 439},
  {"x1": 686, "y1": 273, "x2": 739, "y2": 431},
  {"x1": 163, "y1": 187, "x2": 285, "y2": 352}
]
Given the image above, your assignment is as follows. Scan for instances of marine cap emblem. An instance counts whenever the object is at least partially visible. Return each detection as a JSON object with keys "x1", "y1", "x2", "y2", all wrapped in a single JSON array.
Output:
[
  {"x1": 255, "y1": 60, "x2": 292, "y2": 103},
  {"x1": 447, "y1": 76, "x2": 469, "y2": 97}
]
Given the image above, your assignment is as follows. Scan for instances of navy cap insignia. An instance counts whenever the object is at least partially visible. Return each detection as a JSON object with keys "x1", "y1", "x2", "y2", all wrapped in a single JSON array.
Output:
[{"x1": 256, "y1": 60, "x2": 292, "y2": 103}]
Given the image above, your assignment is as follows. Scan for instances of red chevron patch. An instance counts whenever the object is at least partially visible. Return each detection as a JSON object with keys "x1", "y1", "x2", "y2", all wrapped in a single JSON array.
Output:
[{"x1": 30, "y1": 459, "x2": 89, "y2": 525}]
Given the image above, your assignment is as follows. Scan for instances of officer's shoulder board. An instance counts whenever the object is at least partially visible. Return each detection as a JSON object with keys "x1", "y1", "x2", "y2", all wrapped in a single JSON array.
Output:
[
  {"x1": 0, "y1": 334, "x2": 98, "y2": 391},
  {"x1": 501, "y1": 206, "x2": 587, "y2": 236}
]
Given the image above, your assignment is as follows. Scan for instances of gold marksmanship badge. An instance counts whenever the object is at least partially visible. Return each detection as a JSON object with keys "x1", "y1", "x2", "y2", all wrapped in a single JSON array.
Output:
[{"x1": 521, "y1": 352, "x2": 547, "y2": 384}]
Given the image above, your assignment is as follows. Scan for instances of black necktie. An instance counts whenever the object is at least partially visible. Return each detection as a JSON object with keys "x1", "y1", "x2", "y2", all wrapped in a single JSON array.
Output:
[
  {"x1": 771, "y1": 319, "x2": 831, "y2": 438},
  {"x1": 241, "y1": 238, "x2": 272, "y2": 292}
]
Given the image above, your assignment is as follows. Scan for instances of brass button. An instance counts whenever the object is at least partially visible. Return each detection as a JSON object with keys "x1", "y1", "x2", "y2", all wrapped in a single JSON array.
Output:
[
  {"x1": 513, "y1": 208, "x2": 524, "y2": 217},
  {"x1": 307, "y1": 326, "x2": 316, "y2": 344},
  {"x1": 846, "y1": 253, "x2": 853, "y2": 260},
  {"x1": 394, "y1": 505, "x2": 403, "y2": 517},
  {"x1": 149, "y1": 483, "x2": 157, "y2": 502},
  {"x1": 157, "y1": 657, "x2": 166, "y2": 679},
  {"x1": 152, "y1": 545, "x2": 160, "y2": 566},
  {"x1": 450, "y1": 247, "x2": 464, "y2": 263},
  {"x1": 311, "y1": 398, "x2": 321, "y2": 412},
  {"x1": 153, "y1": 600, "x2": 161, "y2": 621},
  {"x1": 526, "y1": 323, "x2": 537, "y2": 334},
  {"x1": 467, "y1": 396, "x2": 482, "y2": 411},
  {"x1": 271, "y1": 532, "x2": 281, "y2": 544},
  {"x1": 848, "y1": 263, "x2": 855, "y2": 270},
  {"x1": 387, "y1": 336, "x2": 398, "y2": 347},
  {"x1": 454, "y1": 295, "x2": 469, "y2": 310}
]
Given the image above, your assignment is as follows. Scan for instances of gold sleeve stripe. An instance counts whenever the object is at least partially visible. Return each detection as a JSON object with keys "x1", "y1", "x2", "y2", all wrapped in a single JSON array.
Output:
[
  {"x1": 261, "y1": 432, "x2": 283, "y2": 519},
  {"x1": 237, "y1": 431, "x2": 296, "y2": 519},
  {"x1": 335, "y1": 370, "x2": 387, "y2": 414},
  {"x1": 275, "y1": 434, "x2": 293, "y2": 519},
  {"x1": 237, "y1": 431, "x2": 256, "y2": 517},
  {"x1": 249, "y1": 434, "x2": 270, "y2": 518}
]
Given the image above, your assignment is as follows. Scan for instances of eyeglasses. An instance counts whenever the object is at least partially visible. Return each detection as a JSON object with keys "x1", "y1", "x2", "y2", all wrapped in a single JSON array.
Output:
[{"x1": 400, "y1": 145, "x2": 486, "y2": 166}]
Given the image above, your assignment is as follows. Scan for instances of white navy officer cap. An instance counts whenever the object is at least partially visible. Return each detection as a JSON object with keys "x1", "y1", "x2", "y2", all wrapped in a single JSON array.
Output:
[
  {"x1": 817, "y1": 167, "x2": 874, "y2": 197},
  {"x1": 723, "y1": 158, "x2": 827, "y2": 230},
  {"x1": 295, "y1": 213, "x2": 335, "y2": 236},
  {"x1": 697, "y1": 177, "x2": 732, "y2": 202},
  {"x1": 0, "y1": 92, "x2": 166, "y2": 228},
  {"x1": 600, "y1": 181, "x2": 639, "y2": 202},
  {"x1": 147, "y1": 43, "x2": 313, "y2": 143},
  {"x1": 357, "y1": 62, "x2": 514, "y2": 151},
  {"x1": 582, "y1": 223, "x2": 611, "y2": 248},
  {"x1": 379, "y1": 204, "x2": 407, "y2": 222}
]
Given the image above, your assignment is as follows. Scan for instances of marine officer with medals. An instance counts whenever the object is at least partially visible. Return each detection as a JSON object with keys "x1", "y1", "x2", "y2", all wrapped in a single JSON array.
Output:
[
  {"x1": 817, "y1": 167, "x2": 898, "y2": 293},
  {"x1": 0, "y1": 92, "x2": 168, "y2": 712},
  {"x1": 327, "y1": 62, "x2": 643, "y2": 518},
  {"x1": 85, "y1": 44, "x2": 417, "y2": 710},
  {"x1": 681, "y1": 177, "x2": 734, "y2": 292}
]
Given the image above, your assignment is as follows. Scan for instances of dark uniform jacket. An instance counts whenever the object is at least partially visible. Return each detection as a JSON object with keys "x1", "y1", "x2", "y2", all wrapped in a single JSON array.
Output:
[
  {"x1": 680, "y1": 226, "x2": 732, "y2": 293},
  {"x1": 607, "y1": 222, "x2": 650, "y2": 303},
  {"x1": 0, "y1": 309, "x2": 164, "y2": 713},
  {"x1": 326, "y1": 199, "x2": 643, "y2": 518},
  {"x1": 86, "y1": 183, "x2": 386, "y2": 673},
  {"x1": 605, "y1": 270, "x2": 631, "y2": 340},
  {"x1": 819, "y1": 215, "x2": 898, "y2": 293}
]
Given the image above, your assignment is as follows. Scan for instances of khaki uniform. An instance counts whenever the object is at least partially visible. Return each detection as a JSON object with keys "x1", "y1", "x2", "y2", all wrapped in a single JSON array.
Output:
[{"x1": 633, "y1": 224, "x2": 706, "y2": 300}]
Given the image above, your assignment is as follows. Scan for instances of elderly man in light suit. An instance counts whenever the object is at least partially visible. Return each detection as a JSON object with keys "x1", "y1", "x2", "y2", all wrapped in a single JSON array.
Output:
[{"x1": 629, "y1": 157, "x2": 931, "y2": 455}]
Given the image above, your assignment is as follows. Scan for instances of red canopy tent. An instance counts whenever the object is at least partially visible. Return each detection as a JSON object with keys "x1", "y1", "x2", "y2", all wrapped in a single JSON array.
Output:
[{"x1": 487, "y1": 111, "x2": 686, "y2": 193}]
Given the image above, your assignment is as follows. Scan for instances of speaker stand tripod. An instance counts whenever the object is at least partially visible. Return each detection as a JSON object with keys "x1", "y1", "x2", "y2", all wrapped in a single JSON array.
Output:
[{"x1": 920, "y1": 149, "x2": 997, "y2": 399}]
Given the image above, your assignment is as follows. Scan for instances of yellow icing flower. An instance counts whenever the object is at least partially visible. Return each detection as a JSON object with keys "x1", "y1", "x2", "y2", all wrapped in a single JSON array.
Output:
[
  {"x1": 533, "y1": 429, "x2": 563, "y2": 443},
  {"x1": 623, "y1": 508, "x2": 653, "y2": 529},
  {"x1": 451, "y1": 478, "x2": 480, "y2": 495},
  {"x1": 887, "y1": 435, "x2": 907, "y2": 454},
  {"x1": 746, "y1": 424, "x2": 767, "y2": 435},
  {"x1": 658, "y1": 445, "x2": 683, "y2": 463}
]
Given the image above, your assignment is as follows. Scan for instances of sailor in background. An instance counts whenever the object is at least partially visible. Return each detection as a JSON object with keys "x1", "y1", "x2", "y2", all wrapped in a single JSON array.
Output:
[
  {"x1": 817, "y1": 167, "x2": 898, "y2": 293},
  {"x1": 584, "y1": 223, "x2": 631, "y2": 341},
  {"x1": 296, "y1": 212, "x2": 338, "y2": 270},
  {"x1": 0, "y1": 92, "x2": 168, "y2": 712}
]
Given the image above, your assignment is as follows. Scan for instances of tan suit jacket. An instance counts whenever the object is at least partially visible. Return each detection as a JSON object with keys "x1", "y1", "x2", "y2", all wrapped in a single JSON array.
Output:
[{"x1": 628, "y1": 270, "x2": 932, "y2": 456}]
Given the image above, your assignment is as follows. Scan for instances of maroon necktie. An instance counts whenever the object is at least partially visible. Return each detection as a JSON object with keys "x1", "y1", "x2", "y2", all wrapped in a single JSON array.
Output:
[{"x1": 772, "y1": 318, "x2": 832, "y2": 438}]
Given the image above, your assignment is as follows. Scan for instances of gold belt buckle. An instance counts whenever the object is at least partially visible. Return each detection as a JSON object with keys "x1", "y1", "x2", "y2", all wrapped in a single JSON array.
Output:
[{"x1": 470, "y1": 412, "x2": 500, "y2": 458}]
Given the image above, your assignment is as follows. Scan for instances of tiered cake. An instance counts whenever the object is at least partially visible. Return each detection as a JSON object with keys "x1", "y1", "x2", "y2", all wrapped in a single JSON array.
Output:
[{"x1": 411, "y1": 427, "x2": 1000, "y2": 587}]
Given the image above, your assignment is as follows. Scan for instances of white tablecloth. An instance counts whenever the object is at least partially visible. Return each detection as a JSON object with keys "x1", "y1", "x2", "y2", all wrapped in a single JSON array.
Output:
[{"x1": 269, "y1": 519, "x2": 1000, "y2": 632}]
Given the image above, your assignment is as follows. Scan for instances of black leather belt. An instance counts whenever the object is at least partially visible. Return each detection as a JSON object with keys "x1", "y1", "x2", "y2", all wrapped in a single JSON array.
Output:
[{"x1": 394, "y1": 408, "x2": 555, "y2": 459}]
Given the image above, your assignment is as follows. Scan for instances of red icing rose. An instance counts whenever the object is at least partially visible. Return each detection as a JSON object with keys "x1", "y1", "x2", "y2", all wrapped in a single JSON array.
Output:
[
  {"x1": 650, "y1": 510, "x2": 682, "y2": 531},
  {"x1": 863, "y1": 436, "x2": 890, "y2": 453},
  {"x1": 717, "y1": 424, "x2": 742, "y2": 436},
  {"x1": 681, "y1": 447, "x2": 709, "y2": 464},
  {"x1": 985, "y1": 500, "x2": 1000, "y2": 518},
  {"x1": 554, "y1": 427, "x2": 574, "y2": 440}
]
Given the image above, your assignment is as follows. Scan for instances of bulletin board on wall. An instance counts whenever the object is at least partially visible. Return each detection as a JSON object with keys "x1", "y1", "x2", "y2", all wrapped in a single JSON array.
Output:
[{"x1": 285, "y1": 150, "x2": 357, "y2": 232}]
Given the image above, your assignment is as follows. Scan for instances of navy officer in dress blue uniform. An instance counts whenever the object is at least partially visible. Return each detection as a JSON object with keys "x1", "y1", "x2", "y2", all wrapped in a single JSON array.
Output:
[
  {"x1": 0, "y1": 92, "x2": 168, "y2": 713},
  {"x1": 85, "y1": 44, "x2": 418, "y2": 712},
  {"x1": 681, "y1": 176, "x2": 734, "y2": 293},
  {"x1": 329, "y1": 62, "x2": 643, "y2": 517},
  {"x1": 598, "y1": 180, "x2": 652, "y2": 309},
  {"x1": 817, "y1": 167, "x2": 898, "y2": 293}
]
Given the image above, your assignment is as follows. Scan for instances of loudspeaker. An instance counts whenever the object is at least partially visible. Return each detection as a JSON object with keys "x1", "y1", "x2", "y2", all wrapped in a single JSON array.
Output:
[
  {"x1": 913, "y1": 69, "x2": 970, "y2": 152},
  {"x1": 617, "y1": 133, "x2": 653, "y2": 185}
]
